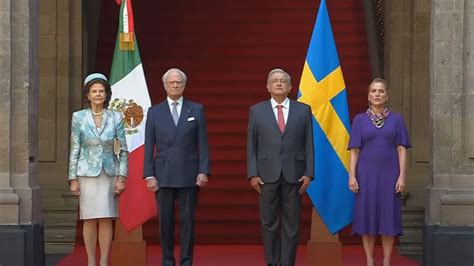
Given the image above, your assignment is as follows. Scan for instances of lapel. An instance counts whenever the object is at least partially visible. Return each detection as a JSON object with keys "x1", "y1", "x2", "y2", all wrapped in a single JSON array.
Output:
[
  {"x1": 97, "y1": 109, "x2": 110, "y2": 136},
  {"x1": 169, "y1": 99, "x2": 193, "y2": 146},
  {"x1": 85, "y1": 108, "x2": 110, "y2": 138},
  {"x1": 161, "y1": 101, "x2": 177, "y2": 134},
  {"x1": 85, "y1": 109, "x2": 100, "y2": 138},
  {"x1": 265, "y1": 100, "x2": 281, "y2": 134},
  {"x1": 282, "y1": 100, "x2": 296, "y2": 136},
  {"x1": 176, "y1": 99, "x2": 192, "y2": 131}
]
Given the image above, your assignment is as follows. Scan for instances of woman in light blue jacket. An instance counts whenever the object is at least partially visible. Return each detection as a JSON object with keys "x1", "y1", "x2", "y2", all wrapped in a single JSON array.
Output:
[{"x1": 68, "y1": 73, "x2": 128, "y2": 266}]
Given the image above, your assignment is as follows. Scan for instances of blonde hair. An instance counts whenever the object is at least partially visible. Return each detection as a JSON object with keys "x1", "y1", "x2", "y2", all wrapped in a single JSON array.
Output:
[{"x1": 368, "y1": 78, "x2": 389, "y2": 92}]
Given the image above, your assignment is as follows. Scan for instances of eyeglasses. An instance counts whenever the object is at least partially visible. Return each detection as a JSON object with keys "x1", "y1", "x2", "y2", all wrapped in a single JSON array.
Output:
[{"x1": 167, "y1": 80, "x2": 185, "y2": 86}]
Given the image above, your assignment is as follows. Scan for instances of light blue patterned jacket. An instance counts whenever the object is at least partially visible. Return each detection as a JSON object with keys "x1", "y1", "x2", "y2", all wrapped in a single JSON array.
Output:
[{"x1": 68, "y1": 109, "x2": 128, "y2": 180}]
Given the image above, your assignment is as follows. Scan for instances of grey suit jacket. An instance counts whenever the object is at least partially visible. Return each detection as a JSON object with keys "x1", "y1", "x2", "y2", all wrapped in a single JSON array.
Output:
[{"x1": 247, "y1": 99, "x2": 314, "y2": 183}]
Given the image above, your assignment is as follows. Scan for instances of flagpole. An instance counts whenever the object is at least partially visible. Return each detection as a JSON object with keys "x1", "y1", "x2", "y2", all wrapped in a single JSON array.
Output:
[
  {"x1": 109, "y1": 0, "x2": 154, "y2": 265},
  {"x1": 299, "y1": 1, "x2": 353, "y2": 263},
  {"x1": 307, "y1": 209, "x2": 342, "y2": 266},
  {"x1": 111, "y1": 221, "x2": 147, "y2": 266}
]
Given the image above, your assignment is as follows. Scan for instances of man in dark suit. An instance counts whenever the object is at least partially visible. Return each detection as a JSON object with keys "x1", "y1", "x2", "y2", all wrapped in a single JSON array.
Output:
[
  {"x1": 144, "y1": 68, "x2": 210, "y2": 266},
  {"x1": 247, "y1": 68, "x2": 314, "y2": 266}
]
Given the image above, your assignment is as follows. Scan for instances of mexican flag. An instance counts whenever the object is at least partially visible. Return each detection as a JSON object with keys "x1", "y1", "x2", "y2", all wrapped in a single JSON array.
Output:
[{"x1": 109, "y1": 0, "x2": 156, "y2": 231}]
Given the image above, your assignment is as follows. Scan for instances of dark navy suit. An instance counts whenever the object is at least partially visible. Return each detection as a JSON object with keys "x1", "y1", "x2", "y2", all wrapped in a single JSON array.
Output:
[{"x1": 144, "y1": 98, "x2": 209, "y2": 266}]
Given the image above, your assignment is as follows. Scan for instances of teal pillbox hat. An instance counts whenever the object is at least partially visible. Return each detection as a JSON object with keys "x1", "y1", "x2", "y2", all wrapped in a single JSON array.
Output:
[{"x1": 84, "y1": 73, "x2": 108, "y2": 85}]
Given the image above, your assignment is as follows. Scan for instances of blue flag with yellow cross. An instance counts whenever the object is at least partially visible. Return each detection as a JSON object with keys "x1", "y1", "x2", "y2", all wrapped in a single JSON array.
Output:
[{"x1": 298, "y1": 0, "x2": 355, "y2": 234}]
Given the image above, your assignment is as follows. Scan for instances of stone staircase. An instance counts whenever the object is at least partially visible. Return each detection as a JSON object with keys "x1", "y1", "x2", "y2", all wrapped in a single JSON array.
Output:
[
  {"x1": 42, "y1": 196, "x2": 426, "y2": 254},
  {"x1": 43, "y1": 192, "x2": 78, "y2": 254},
  {"x1": 95, "y1": 0, "x2": 373, "y2": 245},
  {"x1": 398, "y1": 206, "x2": 424, "y2": 256}
]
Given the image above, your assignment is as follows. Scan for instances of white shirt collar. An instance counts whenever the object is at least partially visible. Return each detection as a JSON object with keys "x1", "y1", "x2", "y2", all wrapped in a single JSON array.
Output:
[
  {"x1": 167, "y1": 96, "x2": 183, "y2": 106},
  {"x1": 270, "y1": 97, "x2": 290, "y2": 109}
]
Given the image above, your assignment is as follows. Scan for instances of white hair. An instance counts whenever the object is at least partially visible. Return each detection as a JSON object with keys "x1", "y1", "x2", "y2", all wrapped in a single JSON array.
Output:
[
  {"x1": 267, "y1": 68, "x2": 291, "y2": 85},
  {"x1": 162, "y1": 68, "x2": 187, "y2": 84}
]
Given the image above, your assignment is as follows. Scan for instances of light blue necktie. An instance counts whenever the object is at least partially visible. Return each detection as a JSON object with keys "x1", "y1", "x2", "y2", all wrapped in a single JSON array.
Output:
[{"x1": 171, "y1": 102, "x2": 179, "y2": 126}]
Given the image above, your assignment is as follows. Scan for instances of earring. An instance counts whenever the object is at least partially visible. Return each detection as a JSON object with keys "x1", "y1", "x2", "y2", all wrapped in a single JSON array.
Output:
[{"x1": 385, "y1": 100, "x2": 389, "y2": 108}]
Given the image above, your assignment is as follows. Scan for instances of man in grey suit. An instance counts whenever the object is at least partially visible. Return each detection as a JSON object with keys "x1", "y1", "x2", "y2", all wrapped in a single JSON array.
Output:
[
  {"x1": 247, "y1": 68, "x2": 314, "y2": 266},
  {"x1": 144, "y1": 68, "x2": 210, "y2": 266}
]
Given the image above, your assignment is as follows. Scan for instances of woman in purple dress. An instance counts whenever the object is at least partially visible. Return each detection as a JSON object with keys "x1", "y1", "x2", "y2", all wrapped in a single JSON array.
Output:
[{"x1": 348, "y1": 78, "x2": 411, "y2": 266}]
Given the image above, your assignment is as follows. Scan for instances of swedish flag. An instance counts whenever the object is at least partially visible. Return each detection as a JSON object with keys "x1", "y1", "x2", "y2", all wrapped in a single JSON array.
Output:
[{"x1": 298, "y1": 0, "x2": 355, "y2": 234}]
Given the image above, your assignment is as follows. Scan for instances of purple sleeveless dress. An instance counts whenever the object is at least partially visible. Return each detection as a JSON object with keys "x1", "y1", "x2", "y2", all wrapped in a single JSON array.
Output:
[{"x1": 348, "y1": 112, "x2": 411, "y2": 236}]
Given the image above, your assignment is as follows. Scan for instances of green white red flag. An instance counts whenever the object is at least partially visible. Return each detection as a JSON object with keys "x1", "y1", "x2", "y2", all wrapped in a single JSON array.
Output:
[{"x1": 109, "y1": 0, "x2": 156, "y2": 231}]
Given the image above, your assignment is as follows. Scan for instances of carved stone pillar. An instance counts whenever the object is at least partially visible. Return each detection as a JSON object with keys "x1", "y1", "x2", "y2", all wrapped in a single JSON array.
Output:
[
  {"x1": 424, "y1": 0, "x2": 474, "y2": 265},
  {"x1": 0, "y1": 0, "x2": 44, "y2": 265},
  {"x1": 38, "y1": 0, "x2": 83, "y2": 254},
  {"x1": 385, "y1": 0, "x2": 431, "y2": 208}
]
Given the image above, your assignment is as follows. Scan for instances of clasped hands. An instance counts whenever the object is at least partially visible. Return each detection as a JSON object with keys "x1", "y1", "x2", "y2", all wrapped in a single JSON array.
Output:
[
  {"x1": 69, "y1": 176, "x2": 126, "y2": 196},
  {"x1": 146, "y1": 173, "x2": 209, "y2": 192},
  {"x1": 249, "y1": 176, "x2": 311, "y2": 195}
]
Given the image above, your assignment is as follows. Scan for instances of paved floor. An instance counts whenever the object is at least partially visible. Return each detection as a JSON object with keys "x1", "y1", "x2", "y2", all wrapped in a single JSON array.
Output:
[
  {"x1": 52, "y1": 245, "x2": 423, "y2": 266},
  {"x1": 46, "y1": 251, "x2": 422, "y2": 266},
  {"x1": 45, "y1": 254, "x2": 65, "y2": 266}
]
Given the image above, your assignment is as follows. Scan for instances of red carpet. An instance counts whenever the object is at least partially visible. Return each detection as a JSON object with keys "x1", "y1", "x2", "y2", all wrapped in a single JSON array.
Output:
[
  {"x1": 58, "y1": 245, "x2": 419, "y2": 266},
  {"x1": 93, "y1": 0, "x2": 373, "y2": 244}
]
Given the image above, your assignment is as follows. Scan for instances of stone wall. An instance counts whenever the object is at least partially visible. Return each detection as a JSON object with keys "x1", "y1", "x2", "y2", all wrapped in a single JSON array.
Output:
[
  {"x1": 385, "y1": 0, "x2": 431, "y2": 207},
  {"x1": 428, "y1": 0, "x2": 474, "y2": 227},
  {"x1": 38, "y1": 0, "x2": 83, "y2": 254},
  {"x1": 0, "y1": 0, "x2": 44, "y2": 264},
  {"x1": 424, "y1": 0, "x2": 474, "y2": 265},
  {"x1": 39, "y1": 0, "x2": 83, "y2": 199}
]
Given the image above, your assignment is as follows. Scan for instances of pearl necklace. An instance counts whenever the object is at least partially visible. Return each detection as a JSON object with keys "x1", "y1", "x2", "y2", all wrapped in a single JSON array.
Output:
[
  {"x1": 366, "y1": 107, "x2": 390, "y2": 128},
  {"x1": 91, "y1": 109, "x2": 104, "y2": 116}
]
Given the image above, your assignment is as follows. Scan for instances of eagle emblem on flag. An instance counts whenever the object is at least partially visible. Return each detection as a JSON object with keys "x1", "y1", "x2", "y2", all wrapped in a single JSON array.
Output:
[{"x1": 109, "y1": 98, "x2": 144, "y2": 135}]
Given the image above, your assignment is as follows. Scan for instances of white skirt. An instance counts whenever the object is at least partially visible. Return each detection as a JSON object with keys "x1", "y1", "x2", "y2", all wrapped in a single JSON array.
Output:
[{"x1": 78, "y1": 169, "x2": 118, "y2": 220}]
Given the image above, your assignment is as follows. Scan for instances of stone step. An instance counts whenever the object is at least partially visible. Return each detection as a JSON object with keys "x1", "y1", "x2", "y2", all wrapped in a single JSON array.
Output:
[
  {"x1": 43, "y1": 205, "x2": 78, "y2": 254},
  {"x1": 398, "y1": 206, "x2": 424, "y2": 256},
  {"x1": 44, "y1": 226, "x2": 76, "y2": 243},
  {"x1": 43, "y1": 206, "x2": 77, "y2": 212},
  {"x1": 402, "y1": 219, "x2": 423, "y2": 228},
  {"x1": 397, "y1": 244, "x2": 423, "y2": 255},
  {"x1": 45, "y1": 243, "x2": 75, "y2": 255},
  {"x1": 43, "y1": 206, "x2": 78, "y2": 227},
  {"x1": 403, "y1": 210, "x2": 425, "y2": 219},
  {"x1": 399, "y1": 228, "x2": 422, "y2": 244},
  {"x1": 402, "y1": 206, "x2": 425, "y2": 213},
  {"x1": 61, "y1": 193, "x2": 79, "y2": 207}
]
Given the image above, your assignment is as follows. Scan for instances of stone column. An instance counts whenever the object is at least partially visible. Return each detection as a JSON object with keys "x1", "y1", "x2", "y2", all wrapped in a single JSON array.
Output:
[
  {"x1": 384, "y1": 0, "x2": 431, "y2": 255},
  {"x1": 38, "y1": 0, "x2": 83, "y2": 254},
  {"x1": 424, "y1": 0, "x2": 474, "y2": 265},
  {"x1": 0, "y1": 0, "x2": 44, "y2": 265},
  {"x1": 385, "y1": 0, "x2": 431, "y2": 208}
]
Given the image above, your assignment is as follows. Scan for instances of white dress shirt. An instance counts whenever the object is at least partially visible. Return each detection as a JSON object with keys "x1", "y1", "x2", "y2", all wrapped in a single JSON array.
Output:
[
  {"x1": 167, "y1": 96, "x2": 183, "y2": 118},
  {"x1": 270, "y1": 97, "x2": 290, "y2": 125}
]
